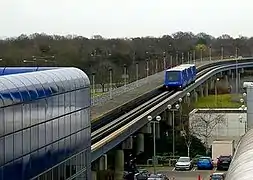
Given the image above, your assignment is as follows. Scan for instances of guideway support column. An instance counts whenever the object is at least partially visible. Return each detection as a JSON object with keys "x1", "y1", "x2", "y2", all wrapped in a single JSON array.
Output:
[
  {"x1": 114, "y1": 150, "x2": 124, "y2": 180},
  {"x1": 136, "y1": 133, "x2": 144, "y2": 155},
  {"x1": 204, "y1": 82, "x2": 208, "y2": 97},
  {"x1": 199, "y1": 86, "x2": 204, "y2": 97},
  {"x1": 193, "y1": 89, "x2": 198, "y2": 102}
]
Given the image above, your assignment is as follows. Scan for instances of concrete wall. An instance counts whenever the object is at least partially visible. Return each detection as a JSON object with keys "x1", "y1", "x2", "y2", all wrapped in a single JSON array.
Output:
[{"x1": 189, "y1": 109, "x2": 246, "y2": 147}]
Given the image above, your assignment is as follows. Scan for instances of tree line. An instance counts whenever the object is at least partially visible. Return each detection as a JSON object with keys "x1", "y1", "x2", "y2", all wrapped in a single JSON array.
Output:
[{"x1": 0, "y1": 32, "x2": 252, "y2": 89}]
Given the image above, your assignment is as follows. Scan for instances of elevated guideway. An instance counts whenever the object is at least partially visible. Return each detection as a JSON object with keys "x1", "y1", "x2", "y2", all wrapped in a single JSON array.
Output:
[
  {"x1": 91, "y1": 58, "x2": 253, "y2": 162},
  {"x1": 91, "y1": 59, "x2": 228, "y2": 121}
]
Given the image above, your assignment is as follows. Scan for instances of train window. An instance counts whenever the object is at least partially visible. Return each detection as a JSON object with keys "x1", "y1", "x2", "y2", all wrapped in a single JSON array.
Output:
[{"x1": 167, "y1": 71, "x2": 179, "y2": 81}]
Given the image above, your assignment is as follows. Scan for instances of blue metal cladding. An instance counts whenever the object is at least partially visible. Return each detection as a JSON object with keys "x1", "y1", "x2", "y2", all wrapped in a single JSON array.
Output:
[
  {"x1": 0, "y1": 67, "x2": 91, "y2": 180},
  {"x1": 0, "y1": 67, "x2": 58, "y2": 76}
]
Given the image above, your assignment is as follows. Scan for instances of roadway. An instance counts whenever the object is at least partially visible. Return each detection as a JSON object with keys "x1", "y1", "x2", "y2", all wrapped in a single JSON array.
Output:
[{"x1": 144, "y1": 167, "x2": 226, "y2": 180}]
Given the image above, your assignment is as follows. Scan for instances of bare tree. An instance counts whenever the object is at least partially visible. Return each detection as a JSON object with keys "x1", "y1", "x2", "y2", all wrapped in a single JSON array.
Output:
[
  {"x1": 189, "y1": 112, "x2": 226, "y2": 154},
  {"x1": 181, "y1": 125, "x2": 194, "y2": 157}
]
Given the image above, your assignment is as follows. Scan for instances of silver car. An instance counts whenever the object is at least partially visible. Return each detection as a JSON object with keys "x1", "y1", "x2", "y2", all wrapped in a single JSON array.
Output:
[{"x1": 175, "y1": 157, "x2": 193, "y2": 170}]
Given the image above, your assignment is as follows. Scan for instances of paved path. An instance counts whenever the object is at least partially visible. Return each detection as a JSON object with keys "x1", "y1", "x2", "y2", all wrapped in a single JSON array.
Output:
[{"x1": 91, "y1": 60, "x2": 213, "y2": 121}]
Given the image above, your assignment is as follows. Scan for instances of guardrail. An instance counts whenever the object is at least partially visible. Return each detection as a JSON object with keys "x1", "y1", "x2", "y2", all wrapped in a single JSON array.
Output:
[{"x1": 91, "y1": 58, "x2": 253, "y2": 162}]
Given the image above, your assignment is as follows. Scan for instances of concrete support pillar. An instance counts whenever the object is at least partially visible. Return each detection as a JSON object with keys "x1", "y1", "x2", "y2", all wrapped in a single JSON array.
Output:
[
  {"x1": 199, "y1": 86, "x2": 204, "y2": 97},
  {"x1": 193, "y1": 90, "x2": 198, "y2": 102},
  {"x1": 204, "y1": 83, "x2": 209, "y2": 97},
  {"x1": 238, "y1": 73, "x2": 241, "y2": 91},
  {"x1": 141, "y1": 123, "x2": 152, "y2": 134},
  {"x1": 155, "y1": 122, "x2": 160, "y2": 139},
  {"x1": 99, "y1": 155, "x2": 108, "y2": 171},
  {"x1": 122, "y1": 136, "x2": 133, "y2": 149},
  {"x1": 114, "y1": 150, "x2": 124, "y2": 180},
  {"x1": 231, "y1": 72, "x2": 234, "y2": 80},
  {"x1": 166, "y1": 110, "x2": 172, "y2": 126},
  {"x1": 92, "y1": 171, "x2": 97, "y2": 180},
  {"x1": 225, "y1": 75, "x2": 229, "y2": 84},
  {"x1": 136, "y1": 133, "x2": 144, "y2": 155}
]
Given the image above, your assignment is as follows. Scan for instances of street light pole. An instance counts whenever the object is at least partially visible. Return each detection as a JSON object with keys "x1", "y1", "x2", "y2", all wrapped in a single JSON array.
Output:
[
  {"x1": 147, "y1": 115, "x2": 161, "y2": 174},
  {"x1": 109, "y1": 67, "x2": 113, "y2": 99},
  {"x1": 215, "y1": 78, "x2": 220, "y2": 106},
  {"x1": 167, "y1": 104, "x2": 180, "y2": 157}
]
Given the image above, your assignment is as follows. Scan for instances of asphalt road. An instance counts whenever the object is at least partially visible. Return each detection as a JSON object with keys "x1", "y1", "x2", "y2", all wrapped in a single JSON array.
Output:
[{"x1": 144, "y1": 167, "x2": 226, "y2": 180}]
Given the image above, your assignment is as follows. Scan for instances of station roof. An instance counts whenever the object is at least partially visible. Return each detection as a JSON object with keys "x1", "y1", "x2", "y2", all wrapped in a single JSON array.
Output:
[{"x1": 0, "y1": 67, "x2": 90, "y2": 107}]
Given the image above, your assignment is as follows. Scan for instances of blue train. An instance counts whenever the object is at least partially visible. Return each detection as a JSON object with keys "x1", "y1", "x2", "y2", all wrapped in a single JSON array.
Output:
[
  {"x1": 163, "y1": 64, "x2": 197, "y2": 90},
  {"x1": 0, "y1": 68, "x2": 91, "y2": 180}
]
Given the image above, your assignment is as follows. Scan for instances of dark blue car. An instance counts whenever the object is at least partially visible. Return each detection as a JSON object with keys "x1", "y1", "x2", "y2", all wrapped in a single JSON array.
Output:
[{"x1": 197, "y1": 157, "x2": 213, "y2": 170}]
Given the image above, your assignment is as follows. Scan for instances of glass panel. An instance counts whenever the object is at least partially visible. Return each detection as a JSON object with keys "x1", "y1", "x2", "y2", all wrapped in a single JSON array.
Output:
[
  {"x1": 46, "y1": 96, "x2": 53, "y2": 121},
  {"x1": 38, "y1": 99, "x2": 47, "y2": 123},
  {"x1": 14, "y1": 131, "x2": 22, "y2": 159},
  {"x1": 38, "y1": 123, "x2": 46, "y2": 148},
  {"x1": 31, "y1": 101, "x2": 39, "y2": 126},
  {"x1": 23, "y1": 103, "x2": 31, "y2": 128},
  {"x1": 0, "y1": 137, "x2": 4, "y2": 165},
  {"x1": 52, "y1": 95, "x2": 59, "y2": 118},
  {"x1": 70, "y1": 91, "x2": 76, "y2": 111},
  {"x1": 75, "y1": 111, "x2": 82, "y2": 131},
  {"x1": 65, "y1": 114, "x2": 71, "y2": 136},
  {"x1": 4, "y1": 106, "x2": 14, "y2": 134},
  {"x1": 13, "y1": 105, "x2": 23, "y2": 131},
  {"x1": 0, "y1": 108, "x2": 4, "y2": 136},
  {"x1": 58, "y1": 93, "x2": 65, "y2": 113},
  {"x1": 46, "y1": 121, "x2": 52, "y2": 144},
  {"x1": 59, "y1": 116, "x2": 65, "y2": 139},
  {"x1": 23, "y1": 128, "x2": 31, "y2": 154},
  {"x1": 65, "y1": 137, "x2": 71, "y2": 155},
  {"x1": 5, "y1": 134, "x2": 13, "y2": 163},
  {"x1": 70, "y1": 113, "x2": 76, "y2": 134},
  {"x1": 64, "y1": 92, "x2": 71, "y2": 114},
  {"x1": 31, "y1": 126, "x2": 39, "y2": 151},
  {"x1": 53, "y1": 119, "x2": 59, "y2": 142},
  {"x1": 70, "y1": 133, "x2": 77, "y2": 153}
]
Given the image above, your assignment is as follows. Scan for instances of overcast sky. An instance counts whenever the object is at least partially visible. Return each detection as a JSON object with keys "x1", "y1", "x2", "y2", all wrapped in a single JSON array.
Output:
[{"x1": 1, "y1": 0, "x2": 252, "y2": 38}]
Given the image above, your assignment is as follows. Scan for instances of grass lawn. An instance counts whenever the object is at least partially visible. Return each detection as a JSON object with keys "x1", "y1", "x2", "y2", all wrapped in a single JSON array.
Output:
[
  {"x1": 195, "y1": 94, "x2": 242, "y2": 108},
  {"x1": 91, "y1": 92, "x2": 104, "y2": 97}
]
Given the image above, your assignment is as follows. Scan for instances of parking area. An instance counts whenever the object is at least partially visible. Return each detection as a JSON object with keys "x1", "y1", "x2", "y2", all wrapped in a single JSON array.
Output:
[{"x1": 142, "y1": 167, "x2": 226, "y2": 180}]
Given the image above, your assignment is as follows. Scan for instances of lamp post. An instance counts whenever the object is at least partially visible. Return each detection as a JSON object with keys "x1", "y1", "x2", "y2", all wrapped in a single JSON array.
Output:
[
  {"x1": 109, "y1": 67, "x2": 113, "y2": 99},
  {"x1": 186, "y1": 92, "x2": 191, "y2": 108},
  {"x1": 215, "y1": 78, "x2": 220, "y2": 106},
  {"x1": 91, "y1": 72, "x2": 96, "y2": 97},
  {"x1": 163, "y1": 52, "x2": 166, "y2": 70},
  {"x1": 178, "y1": 98, "x2": 183, "y2": 129},
  {"x1": 167, "y1": 103, "x2": 180, "y2": 157},
  {"x1": 147, "y1": 115, "x2": 161, "y2": 174},
  {"x1": 136, "y1": 62, "x2": 139, "y2": 87}
]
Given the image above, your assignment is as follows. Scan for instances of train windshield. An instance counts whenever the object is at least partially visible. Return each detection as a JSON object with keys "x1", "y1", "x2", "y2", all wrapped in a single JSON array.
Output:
[{"x1": 167, "y1": 71, "x2": 180, "y2": 81}]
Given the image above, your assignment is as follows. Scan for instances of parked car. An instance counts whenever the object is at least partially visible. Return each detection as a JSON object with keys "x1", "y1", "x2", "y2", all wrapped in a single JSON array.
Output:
[
  {"x1": 192, "y1": 154, "x2": 205, "y2": 166},
  {"x1": 147, "y1": 174, "x2": 168, "y2": 180},
  {"x1": 217, "y1": 155, "x2": 232, "y2": 170},
  {"x1": 197, "y1": 156, "x2": 213, "y2": 170},
  {"x1": 175, "y1": 157, "x2": 193, "y2": 171},
  {"x1": 209, "y1": 172, "x2": 226, "y2": 180}
]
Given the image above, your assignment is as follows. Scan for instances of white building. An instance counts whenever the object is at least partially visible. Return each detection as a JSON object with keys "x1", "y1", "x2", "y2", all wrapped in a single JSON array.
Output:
[{"x1": 189, "y1": 108, "x2": 247, "y2": 146}]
